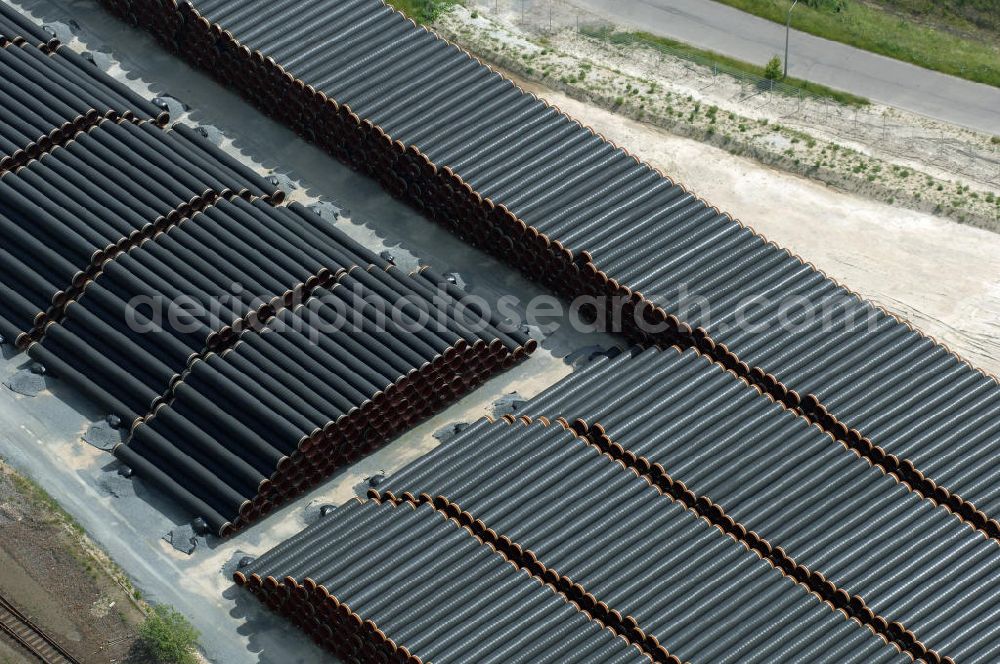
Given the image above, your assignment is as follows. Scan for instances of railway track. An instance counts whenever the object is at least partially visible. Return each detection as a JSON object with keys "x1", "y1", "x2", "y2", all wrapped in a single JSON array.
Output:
[{"x1": 0, "y1": 593, "x2": 81, "y2": 664}]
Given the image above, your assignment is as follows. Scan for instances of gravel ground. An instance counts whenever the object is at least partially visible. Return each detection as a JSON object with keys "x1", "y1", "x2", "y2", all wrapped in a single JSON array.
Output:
[
  {"x1": 0, "y1": 462, "x2": 145, "y2": 663},
  {"x1": 0, "y1": 640, "x2": 28, "y2": 663}
]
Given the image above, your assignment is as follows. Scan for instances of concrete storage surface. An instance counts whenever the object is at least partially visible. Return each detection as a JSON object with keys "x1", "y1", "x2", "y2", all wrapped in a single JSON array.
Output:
[{"x1": 0, "y1": 0, "x2": 614, "y2": 661}]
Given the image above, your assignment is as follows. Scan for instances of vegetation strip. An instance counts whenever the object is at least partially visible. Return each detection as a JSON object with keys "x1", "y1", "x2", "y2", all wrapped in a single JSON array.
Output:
[
  {"x1": 434, "y1": 9, "x2": 1000, "y2": 229},
  {"x1": 580, "y1": 27, "x2": 869, "y2": 106}
]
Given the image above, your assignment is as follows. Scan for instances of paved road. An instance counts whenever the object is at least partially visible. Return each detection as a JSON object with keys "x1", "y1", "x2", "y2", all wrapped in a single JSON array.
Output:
[{"x1": 566, "y1": 0, "x2": 1000, "y2": 133}]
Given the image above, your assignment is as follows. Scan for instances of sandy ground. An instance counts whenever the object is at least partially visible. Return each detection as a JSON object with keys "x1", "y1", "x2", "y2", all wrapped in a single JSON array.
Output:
[{"x1": 519, "y1": 81, "x2": 1000, "y2": 376}]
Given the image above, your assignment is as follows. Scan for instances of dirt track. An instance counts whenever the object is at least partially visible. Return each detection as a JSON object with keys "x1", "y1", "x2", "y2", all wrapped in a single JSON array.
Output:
[{"x1": 517, "y1": 81, "x2": 1000, "y2": 377}]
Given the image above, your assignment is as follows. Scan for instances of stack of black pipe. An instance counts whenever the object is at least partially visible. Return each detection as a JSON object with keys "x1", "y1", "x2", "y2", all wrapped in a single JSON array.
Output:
[
  {"x1": 91, "y1": 0, "x2": 720, "y2": 345},
  {"x1": 0, "y1": 2, "x2": 58, "y2": 47},
  {"x1": 248, "y1": 419, "x2": 908, "y2": 664},
  {"x1": 236, "y1": 499, "x2": 649, "y2": 664},
  {"x1": 100, "y1": 0, "x2": 1000, "y2": 546},
  {"x1": 8, "y1": 156, "x2": 532, "y2": 534},
  {"x1": 93, "y1": 0, "x2": 586, "y2": 291},
  {"x1": 0, "y1": 29, "x2": 171, "y2": 343},
  {"x1": 374, "y1": 419, "x2": 913, "y2": 663},
  {"x1": 23, "y1": 198, "x2": 363, "y2": 425},
  {"x1": 521, "y1": 346, "x2": 1000, "y2": 663},
  {"x1": 0, "y1": 2, "x2": 533, "y2": 537},
  {"x1": 117, "y1": 264, "x2": 534, "y2": 536},
  {"x1": 0, "y1": 119, "x2": 281, "y2": 345},
  {"x1": 0, "y1": 38, "x2": 168, "y2": 173}
]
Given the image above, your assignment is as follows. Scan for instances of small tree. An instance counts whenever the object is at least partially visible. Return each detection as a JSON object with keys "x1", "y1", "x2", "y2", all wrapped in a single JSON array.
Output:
[
  {"x1": 764, "y1": 56, "x2": 783, "y2": 81},
  {"x1": 137, "y1": 605, "x2": 200, "y2": 664}
]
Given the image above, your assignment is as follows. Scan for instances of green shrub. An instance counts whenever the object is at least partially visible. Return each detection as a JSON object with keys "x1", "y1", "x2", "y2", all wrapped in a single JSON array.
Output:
[
  {"x1": 764, "y1": 56, "x2": 783, "y2": 80},
  {"x1": 804, "y1": 0, "x2": 845, "y2": 11},
  {"x1": 138, "y1": 605, "x2": 200, "y2": 664},
  {"x1": 386, "y1": 0, "x2": 460, "y2": 24}
]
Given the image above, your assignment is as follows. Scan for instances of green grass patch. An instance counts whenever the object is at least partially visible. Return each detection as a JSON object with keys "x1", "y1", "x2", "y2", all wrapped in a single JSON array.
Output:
[
  {"x1": 6, "y1": 466, "x2": 85, "y2": 534},
  {"x1": 385, "y1": 0, "x2": 462, "y2": 24},
  {"x1": 581, "y1": 27, "x2": 868, "y2": 105},
  {"x1": 712, "y1": 0, "x2": 1000, "y2": 88},
  {"x1": 863, "y1": 0, "x2": 998, "y2": 36}
]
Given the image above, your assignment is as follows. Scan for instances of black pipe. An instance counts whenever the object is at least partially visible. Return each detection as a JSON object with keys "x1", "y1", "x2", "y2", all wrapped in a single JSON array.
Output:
[
  {"x1": 234, "y1": 333, "x2": 364, "y2": 415},
  {"x1": 60, "y1": 304, "x2": 177, "y2": 392},
  {"x1": 171, "y1": 123, "x2": 280, "y2": 202},
  {"x1": 0, "y1": 177, "x2": 118, "y2": 252},
  {"x1": 169, "y1": 381, "x2": 289, "y2": 466},
  {"x1": 113, "y1": 443, "x2": 232, "y2": 536},
  {"x1": 26, "y1": 339, "x2": 141, "y2": 422},
  {"x1": 24, "y1": 146, "x2": 165, "y2": 234},
  {"x1": 0, "y1": 4, "x2": 57, "y2": 47}
]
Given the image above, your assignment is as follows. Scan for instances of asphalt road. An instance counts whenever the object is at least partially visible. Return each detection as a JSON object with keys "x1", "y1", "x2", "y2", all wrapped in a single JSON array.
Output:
[{"x1": 566, "y1": 0, "x2": 1000, "y2": 134}]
